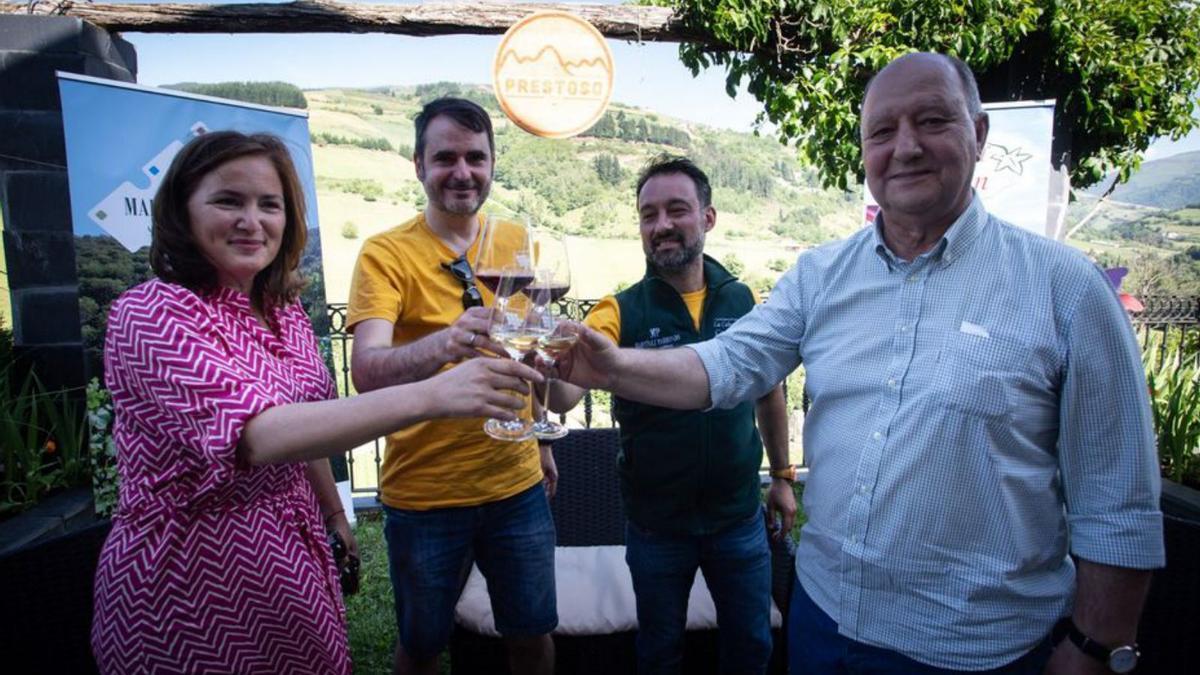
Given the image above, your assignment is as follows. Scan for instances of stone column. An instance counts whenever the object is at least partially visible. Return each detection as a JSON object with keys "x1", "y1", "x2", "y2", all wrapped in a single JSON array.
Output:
[{"x1": 0, "y1": 15, "x2": 136, "y2": 390}]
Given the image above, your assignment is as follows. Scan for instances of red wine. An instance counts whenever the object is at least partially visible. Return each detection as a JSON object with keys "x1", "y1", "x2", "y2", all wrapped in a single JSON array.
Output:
[
  {"x1": 520, "y1": 283, "x2": 571, "y2": 303},
  {"x1": 476, "y1": 270, "x2": 534, "y2": 297}
]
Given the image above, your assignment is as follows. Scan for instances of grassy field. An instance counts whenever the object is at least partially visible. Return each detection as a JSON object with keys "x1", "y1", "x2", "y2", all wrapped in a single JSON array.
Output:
[{"x1": 344, "y1": 514, "x2": 400, "y2": 674}]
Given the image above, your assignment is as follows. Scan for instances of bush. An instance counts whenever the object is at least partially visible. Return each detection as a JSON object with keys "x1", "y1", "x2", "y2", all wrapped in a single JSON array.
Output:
[
  {"x1": 312, "y1": 132, "x2": 394, "y2": 152},
  {"x1": 721, "y1": 253, "x2": 745, "y2": 277},
  {"x1": 87, "y1": 379, "x2": 118, "y2": 518},
  {"x1": 342, "y1": 221, "x2": 359, "y2": 239},
  {"x1": 0, "y1": 368, "x2": 89, "y2": 517},
  {"x1": 1146, "y1": 354, "x2": 1200, "y2": 488}
]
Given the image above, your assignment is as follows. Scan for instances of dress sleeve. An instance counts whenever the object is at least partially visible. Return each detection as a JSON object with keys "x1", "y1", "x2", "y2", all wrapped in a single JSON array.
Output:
[{"x1": 104, "y1": 284, "x2": 285, "y2": 468}]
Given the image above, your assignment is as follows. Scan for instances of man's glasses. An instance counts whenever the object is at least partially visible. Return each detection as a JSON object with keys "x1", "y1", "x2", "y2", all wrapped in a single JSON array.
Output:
[{"x1": 442, "y1": 255, "x2": 484, "y2": 309}]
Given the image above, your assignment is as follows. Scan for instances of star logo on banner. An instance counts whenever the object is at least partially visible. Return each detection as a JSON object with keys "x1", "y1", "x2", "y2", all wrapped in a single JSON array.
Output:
[{"x1": 987, "y1": 143, "x2": 1033, "y2": 175}]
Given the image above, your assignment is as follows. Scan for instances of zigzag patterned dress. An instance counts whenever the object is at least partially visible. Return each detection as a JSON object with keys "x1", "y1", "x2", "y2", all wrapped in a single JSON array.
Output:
[{"x1": 91, "y1": 279, "x2": 351, "y2": 674}]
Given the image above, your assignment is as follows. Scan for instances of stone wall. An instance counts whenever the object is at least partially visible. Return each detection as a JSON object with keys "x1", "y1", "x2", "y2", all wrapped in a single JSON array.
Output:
[{"x1": 0, "y1": 15, "x2": 136, "y2": 390}]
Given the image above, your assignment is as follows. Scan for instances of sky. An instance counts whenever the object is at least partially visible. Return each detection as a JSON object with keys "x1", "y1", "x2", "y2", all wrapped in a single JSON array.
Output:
[
  {"x1": 123, "y1": 0, "x2": 765, "y2": 132},
  {"x1": 118, "y1": 0, "x2": 1199, "y2": 161}
]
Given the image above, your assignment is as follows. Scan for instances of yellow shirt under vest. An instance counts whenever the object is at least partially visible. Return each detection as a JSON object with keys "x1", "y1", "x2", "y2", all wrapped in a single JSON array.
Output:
[
  {"x1": 347, "y1": 213, "x2": 541, "y2": 510},
  {"x1": 587, "y1": 285, "x2": 760, "y2": 341}
]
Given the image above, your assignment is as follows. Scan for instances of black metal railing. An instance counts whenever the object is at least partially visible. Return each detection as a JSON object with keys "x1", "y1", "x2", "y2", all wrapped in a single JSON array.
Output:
[
  {"x1": 1131, "y1": 296, "x2": 1200, "y2": 371},
  {"x1": 329, "y1": 296, "x2": 1200, "y2": 496}
]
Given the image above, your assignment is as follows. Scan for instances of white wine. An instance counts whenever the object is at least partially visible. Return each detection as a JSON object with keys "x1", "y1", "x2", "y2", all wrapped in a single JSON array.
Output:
[
  {"x1": 498, "y1": 331, "x2": 546, "y2": 356},
  {"x1": 537, "y1": 334, "x2": 578, "y2": 361}
]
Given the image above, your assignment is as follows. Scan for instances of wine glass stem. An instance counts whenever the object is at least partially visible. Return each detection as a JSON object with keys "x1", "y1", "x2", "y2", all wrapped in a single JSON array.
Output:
[{"x1": 539, "y1": 358, "x2": 558, "y2": 424}]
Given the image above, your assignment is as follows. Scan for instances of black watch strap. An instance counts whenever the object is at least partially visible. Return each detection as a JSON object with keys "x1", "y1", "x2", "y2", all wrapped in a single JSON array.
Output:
[{"x1": 1052, "y1": 617, "x2": 1140, "y2": 673}]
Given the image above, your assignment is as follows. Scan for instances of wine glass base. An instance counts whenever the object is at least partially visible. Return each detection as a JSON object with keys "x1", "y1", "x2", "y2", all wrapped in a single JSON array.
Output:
[
  {"x1": 484, "y1": 418, "x2": 535, "y2": 442},
  {"x1": 532, "y1": 421, "x2": 569, "y2": 441}
]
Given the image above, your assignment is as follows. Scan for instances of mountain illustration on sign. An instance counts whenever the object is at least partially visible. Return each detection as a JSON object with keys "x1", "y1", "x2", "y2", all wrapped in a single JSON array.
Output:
[{"x1": 496, "y1": 46, "x2": 611, "y2": 77}]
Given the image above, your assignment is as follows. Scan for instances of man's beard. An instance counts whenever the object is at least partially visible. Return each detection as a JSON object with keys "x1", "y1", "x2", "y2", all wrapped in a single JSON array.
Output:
[
  {"x1": 427, "y1": 178, "x2": 490, "y2": 216},
  {"x1": 647, "y1": 233, "x2": 703, "y2": 273}
]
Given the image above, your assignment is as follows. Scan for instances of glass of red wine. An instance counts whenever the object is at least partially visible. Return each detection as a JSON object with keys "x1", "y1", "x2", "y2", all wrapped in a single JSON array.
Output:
[
  {"x1": 475, "y1": 216, "x2": 533, "y2": 300},
  {"x1": 526, "y1": 230, "x2": 574, "y2": 440}
]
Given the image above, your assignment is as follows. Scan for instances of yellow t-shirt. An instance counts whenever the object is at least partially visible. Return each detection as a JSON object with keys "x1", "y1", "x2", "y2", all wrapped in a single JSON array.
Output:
[
  {"x1": 586, "y1": 285, "x2": 760, "y2": 340},
  {"x1": 347, "y1": 213, "x2": 541, "y2": 510}
]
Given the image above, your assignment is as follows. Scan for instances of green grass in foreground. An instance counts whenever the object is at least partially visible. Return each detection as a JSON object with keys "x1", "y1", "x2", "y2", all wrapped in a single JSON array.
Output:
[{"x1": 343, "y1": 514, "x2": 396, "y2": 674}]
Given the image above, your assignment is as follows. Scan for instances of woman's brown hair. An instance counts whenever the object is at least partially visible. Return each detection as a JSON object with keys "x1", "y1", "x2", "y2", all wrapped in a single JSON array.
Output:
[{"x1": 150, "y1": 130, "x2": 308, "y2": 318}]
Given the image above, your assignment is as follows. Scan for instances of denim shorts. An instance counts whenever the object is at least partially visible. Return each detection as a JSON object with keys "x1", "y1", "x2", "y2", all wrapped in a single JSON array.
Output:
[{"x1": 382, "y1": 484, "x2": 558, "y2": 660}]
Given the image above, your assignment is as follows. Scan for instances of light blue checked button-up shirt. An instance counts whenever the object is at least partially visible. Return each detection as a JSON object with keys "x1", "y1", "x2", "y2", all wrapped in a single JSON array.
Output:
[{"x1": 690, "y1": 195, "x2": 1164, "y2": 670}]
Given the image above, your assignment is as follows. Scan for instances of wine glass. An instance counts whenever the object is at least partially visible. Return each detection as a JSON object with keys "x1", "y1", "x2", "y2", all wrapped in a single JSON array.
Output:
[
  {"x1": 475, "y1": 215, "x2": 532, "y2": 301},
  {"x1": 483, "y1": 267, "x2": 546, "y2": 442},
  {"x1": 527, "y1": 231, "x2": 575, "y2": 440}
]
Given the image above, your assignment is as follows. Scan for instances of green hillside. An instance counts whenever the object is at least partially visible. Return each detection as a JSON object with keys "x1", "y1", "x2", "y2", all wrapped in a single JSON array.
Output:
[
  {"x1": 1085, "y1": 151, "x2": 1200, "y2": 211},
  {"x1": 306, "y1": 83, "x2": 864, "y2": 303},
  {"x1": 303, "y1": 82, "x2": 1200, "y2": 302}
]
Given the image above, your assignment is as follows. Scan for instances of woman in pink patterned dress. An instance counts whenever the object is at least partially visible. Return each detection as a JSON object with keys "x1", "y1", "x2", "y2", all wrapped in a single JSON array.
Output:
[{"x1": 91, "y1": 131, "x2": 540, "y2": 674}]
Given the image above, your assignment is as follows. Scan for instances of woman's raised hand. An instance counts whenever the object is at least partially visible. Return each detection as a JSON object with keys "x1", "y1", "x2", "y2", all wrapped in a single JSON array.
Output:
[{"x1": 429, "y1": 356, "x2": 544, "y2": 420}]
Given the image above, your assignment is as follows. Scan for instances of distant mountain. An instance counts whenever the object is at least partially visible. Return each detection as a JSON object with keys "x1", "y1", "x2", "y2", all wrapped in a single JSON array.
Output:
[{"x1": 1087, "y1": 151, "x2": 1200, "y2": 210}]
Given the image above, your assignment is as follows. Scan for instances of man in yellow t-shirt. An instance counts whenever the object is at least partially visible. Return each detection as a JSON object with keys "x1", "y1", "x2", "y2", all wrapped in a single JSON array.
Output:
[{"x1": 347, "y1": 98, "x2": 556, "y2": 675}]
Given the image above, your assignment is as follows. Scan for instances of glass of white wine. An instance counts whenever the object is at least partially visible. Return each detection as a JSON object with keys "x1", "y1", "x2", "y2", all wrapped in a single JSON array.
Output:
[
  {"x1": 483, "y1": 267, "x2": 546, "y2": 442},
  {"x1": 526, "y1": 231, "x2": 575, "y2": 440}
]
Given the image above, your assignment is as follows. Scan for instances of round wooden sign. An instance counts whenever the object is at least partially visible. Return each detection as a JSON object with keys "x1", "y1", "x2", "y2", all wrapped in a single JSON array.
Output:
[{"x1": 493, "y1": 11, "x2": 615, "y2": 139}]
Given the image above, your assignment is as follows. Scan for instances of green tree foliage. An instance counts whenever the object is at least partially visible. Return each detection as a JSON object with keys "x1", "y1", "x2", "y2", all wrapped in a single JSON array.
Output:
[
  {"x1": 413, "y1": 82, "x2": 500, "y2": 113},
  {"x1": 320, "y1": 177, "x2": 386, "y2": 201},
  {"x1": 582, "y1": 111, "x2": 692, "y2": 148},
  {"x1": 167, "y1": 81, "x2": 308, "y2": 109},
  {"x1": 496, "y1": 136, "x2": 606, "y2": 217},
  {"x1": 663, "y1": 0, "x2": 1200, "y2": 190},
  {"x1": 721, "y1": 252, "x2": 745, "y2": 277},
  {"x1": 75, "y1": 236, "x2": 153, "y2": 375},
  {"x1": 593, "y1": 153, "x2": 625, "y2": 186},
  {"x1": 312, "y1": 132, "x2": 394, "y2": 152}
]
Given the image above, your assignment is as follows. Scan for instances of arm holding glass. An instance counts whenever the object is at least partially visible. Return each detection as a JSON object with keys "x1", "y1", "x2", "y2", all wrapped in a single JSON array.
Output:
[
  {"x1": 552, "y1": 322, "x2": 713, "y2": 410},
  {"x1": 240, "y1": 356, "x2": 540, "y2": 465},
  {"x1": 350, "y1": 309, "x2": 506, "y2": 392}
]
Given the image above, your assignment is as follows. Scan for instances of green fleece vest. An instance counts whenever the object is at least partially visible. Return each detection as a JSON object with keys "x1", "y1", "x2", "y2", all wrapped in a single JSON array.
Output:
[{"x1": 613, "y1": 254, "x2": 763, "y2": 536}]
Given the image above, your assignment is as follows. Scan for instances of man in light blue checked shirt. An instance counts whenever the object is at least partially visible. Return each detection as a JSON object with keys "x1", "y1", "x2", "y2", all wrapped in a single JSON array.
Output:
[{"x1": 556, "y1": 52, "x2": 1163, "y2": 674}]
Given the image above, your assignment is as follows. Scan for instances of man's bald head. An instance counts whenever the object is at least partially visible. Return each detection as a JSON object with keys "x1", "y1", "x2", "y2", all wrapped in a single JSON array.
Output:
[{"x1": 862, "y1": 53, "x2": 983, "y2": 136}]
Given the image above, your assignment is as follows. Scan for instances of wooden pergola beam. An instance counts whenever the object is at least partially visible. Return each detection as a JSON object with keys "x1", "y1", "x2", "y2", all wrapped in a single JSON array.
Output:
[{"x1": 6, "y1": 1, "x2": 721, "y2": 45}]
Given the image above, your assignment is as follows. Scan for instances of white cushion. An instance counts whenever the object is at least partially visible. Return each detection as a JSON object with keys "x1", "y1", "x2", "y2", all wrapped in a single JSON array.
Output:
[{"x1": 454, "y1": 545, "x2": 783, "y2": 637}]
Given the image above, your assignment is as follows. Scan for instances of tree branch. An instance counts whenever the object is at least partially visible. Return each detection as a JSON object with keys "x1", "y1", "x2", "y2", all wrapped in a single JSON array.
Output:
[{"x1": 4, "y1": 1, "x2": 719, "y2": 45}]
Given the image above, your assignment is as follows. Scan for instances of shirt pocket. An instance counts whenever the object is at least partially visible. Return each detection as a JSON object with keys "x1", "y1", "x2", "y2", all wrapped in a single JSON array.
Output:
[{"x1": 933, "y1": 330, "x2": 1030, "y2": 424}]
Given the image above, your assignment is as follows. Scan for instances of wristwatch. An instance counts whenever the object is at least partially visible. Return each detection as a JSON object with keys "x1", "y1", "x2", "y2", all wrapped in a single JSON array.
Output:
[
  {"x1": 769, "y1": 464, "x2": 797, "y2": 483},
  {"x1": 1053, "y1": 617, "x2": 1139, "y2": 673}
]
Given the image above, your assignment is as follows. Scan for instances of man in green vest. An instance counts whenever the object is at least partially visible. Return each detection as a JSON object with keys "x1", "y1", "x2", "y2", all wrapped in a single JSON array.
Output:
[{"x1": 551, "y1": 156, "x2": 796, "y2": 674}]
